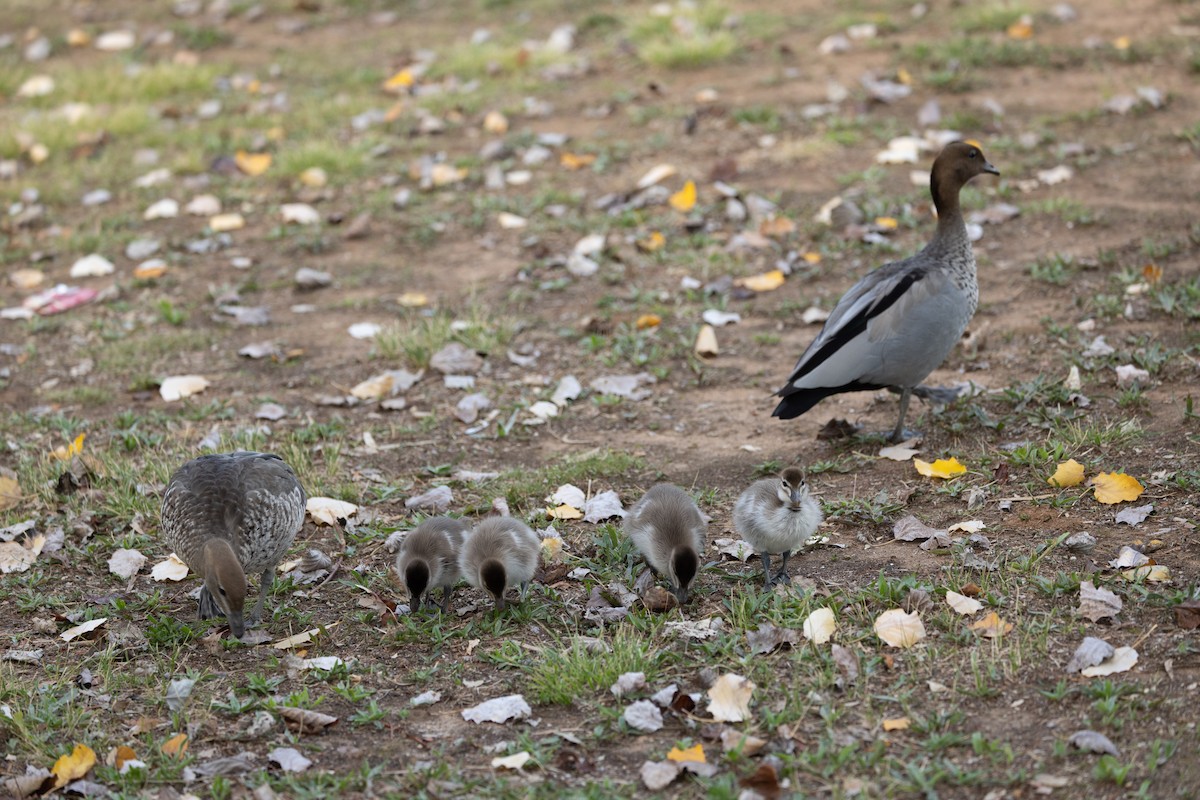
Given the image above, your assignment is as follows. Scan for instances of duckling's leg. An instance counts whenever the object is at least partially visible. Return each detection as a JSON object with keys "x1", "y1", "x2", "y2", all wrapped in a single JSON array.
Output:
[
  {"x1": 759, "y1": 553, "x2": 773, "y2": 588},
  {"x1": 519, "y1": 581, "x2": 530, "y2": 601},
  {"x1": 197, "y1": 587, "x2": 224, "y2": 620},
  {"x1": 439, "y1": 586, "x2": 453, "y2": 613},
  {"x1": 249, "y1": 568, "x2": 272, "y2": 628},
  {"x1": 772, "y1": 551, "x2": 792, "y2": 585}
]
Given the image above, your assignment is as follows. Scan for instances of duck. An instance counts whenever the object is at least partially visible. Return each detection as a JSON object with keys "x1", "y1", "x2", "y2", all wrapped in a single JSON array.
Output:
[
  {"x1": 732, "y1": 467, "x2": 822, "y2": 587},
  {"x1": 395, "y1": 516, "x2": 469, "y2": 613},
  {"x1": 160, "y1": 451, "x2": 306, "y2": 638},
  {"x1": 773, "y1": 141, "x2": 1000, "y2": 442},
  {"x1": 624, "y1": 484, "x2": 706, "y2": 604},
  {"x1": 459, "y1": 517, "x2": 540, "y2": 610}
]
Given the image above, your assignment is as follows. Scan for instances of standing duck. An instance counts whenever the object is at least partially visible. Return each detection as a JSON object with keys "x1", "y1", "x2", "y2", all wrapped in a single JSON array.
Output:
[
  {"x1": 733, "y1": 467, "x2": 822, "y2": 588},
  {"x1": 459, "y1": 517, "x2": 540, "y2": 610},
  {"x1": 395, "y1": 516, "x2": 469, "y2": 613},
  {"x1": 160, "y1": 451, "x2": 306, "y2": 638},
  {"x1": 624, "y1": 484, "x2": 707, "y2": 604},
  {"x1": 773, "y1": 141, "x2": 1000, "y2": 442}
]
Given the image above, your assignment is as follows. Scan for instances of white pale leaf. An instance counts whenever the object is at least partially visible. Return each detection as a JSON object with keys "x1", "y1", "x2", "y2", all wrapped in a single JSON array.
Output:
[
  {"x1": 151, "y1": 553, "x2": 189, "y2": 581},
  {"x1": 583, "y1": 490, "x2": 625, "y2": 523},
  {"x1": 802, "y1": 607, "x2": 836, "y2": 644},
  {"x1": 873, "y1": 608, "x2": 926, "y2": 648},
  {"x1": 945, "y1": 590, "x2": 983, "y2": 615},
  {"x1": 143, "y1": 198, "x2": 179, "y2": 220},
  {"x1": 269, "y1": 747, "x2": 312, "y2": 773},
  {"x1": 550, "y1": 484, "x2": 586, "y2": 508},
  {"x1": 707, "y1": 673, "x2": 754, "y2": 722},
  {"x1": 60, "y1": 617, "x2": 107, "y2": 642},
  {"x1": 281, "y1": 203, "x2": 321, "y2": 225},
  {"x1": 159, "y1": 375, "x2": 209, "y2": 402},
  {"x1": 1081, "y1": 646, "x2": 1138, "y2": 677},
  {"x1": 306, "y1": 497, "x2": 359, "y2": 526},
  {"x1": 623, "y1": 700, "x2": 663, "y2": 732},
  {"x1": 637, "y1": 163, "x2": 677, "y2": 189},
  {"x1": 491, "y1": 751, "x2": 532, "y2": 770},
  {"x1": 107, "y1": 548, "x2": 146, "y2": 579},
  {"x1": 878, "y1": 439, "x2": 920, "y2": 461},
  {"x1": 70, "y1": 254, "x2": 115, "y2": 278},
  {"x1": 551, "y1": 375, "x2": 582, "y2": 407},
  {"x1": 947, "y1": 520, "x2": 986, "y2": 534},
  {"x1": 461, "y1": 694, "x2": 532, "y2": 724}
]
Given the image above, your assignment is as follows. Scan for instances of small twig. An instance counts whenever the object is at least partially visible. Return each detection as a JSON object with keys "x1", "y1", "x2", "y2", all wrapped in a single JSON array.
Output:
[
  {"x1": 312, "y1": 559, "x2": 342, "y2": 590},
  {"x1": 1130, "y1": 623, "x2": 1158, "y2": 651}
]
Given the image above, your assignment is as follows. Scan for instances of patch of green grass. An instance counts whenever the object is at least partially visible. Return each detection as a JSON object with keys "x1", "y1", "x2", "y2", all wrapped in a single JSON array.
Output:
[
  {"x1": 1028, "y1": 253, "x2": 1077, "y2": 285},
  {"x1": 526, "y1": 629, "x2": 661, "y2": 705},
  {"x1": 372, "y1": 306, "x2": 514, "y2": 368},
  {"x1": 629, "y1": 3, "x2": 739, "y2": 69},
  {"x1": 1025, "y1": 197, "x2": 1098, "y2": 226}
]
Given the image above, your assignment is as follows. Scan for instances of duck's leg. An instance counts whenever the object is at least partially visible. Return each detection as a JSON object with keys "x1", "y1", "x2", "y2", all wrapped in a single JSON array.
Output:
[
  {"x1": 771, "y1": 551, "x2": 792, "y2": 584},
  {"x1": 249, "y1": 568, "x2": 272, "y2": 627},
  {"x1": 912, "y1": 384, "x2": 962, "y2": 405},
  {"x1": 889, "y1": 388, "x2": 915, "y2": 443}
]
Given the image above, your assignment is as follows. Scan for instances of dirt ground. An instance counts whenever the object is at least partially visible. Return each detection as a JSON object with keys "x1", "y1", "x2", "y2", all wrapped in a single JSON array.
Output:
[{"x1": 2, "y1": 0, "x2": 1200, "y2": 798}]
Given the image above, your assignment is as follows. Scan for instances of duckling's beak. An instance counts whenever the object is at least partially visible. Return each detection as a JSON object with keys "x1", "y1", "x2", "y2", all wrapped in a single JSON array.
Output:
[
  {"x1": 673, "y1": 585, "x2": 689, "y2": 605},
  {"x1": 789, "y1": 488, "x2": 807, "y2": 507},
  {"x1": 494, "y1": 594, "x2": 506, "y2": 611},
  {"x1": 983, "y1": 160, "x2": 1000, "y2": 176},
  {"x1": 228, "y1": 610, "x2": 245, "y2": 639}
]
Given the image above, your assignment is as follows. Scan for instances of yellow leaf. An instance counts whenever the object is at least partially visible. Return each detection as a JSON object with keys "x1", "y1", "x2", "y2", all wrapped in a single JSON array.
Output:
[
  {"x1": 896, "y1": 67, "x2": 913, "y2": 85},
  {"x1": 1122, "y1": 565, "x2": 1171, "y2": 583},
  {"x1": 483, "y1": 110, "x2": 508, "y2": 134},
  {"x1": 1092, "y1": 472, "x2": 1144, "y2": 504},
  {"x1": 1047, "y1": 459, "x2": 1085, "y2": 488},
  {"x1": 133, "y1": 262, "x2": 167, "y2": 280},
  {"x1": 970, "y1": 611, "x2": 1013, "y2": 639},
  {"x1": 802, "y1": 251, "x2": 822, "y2": 264},
  {"x1": 52, "y1": 743, "x2": 97, "y2": 788},
  {"x1": 1142, "y1": 263, "x2": 1163, "y2": 285},
  {"x1": 1113, "y1": 35, "x2": 1131, "y2": 50},
  {"x1": 235, "y1": 150, "x2": 271, "y2": 177},
  {"x1": 113, "y1": 745, "x2": 138, "y2": 769},
  {"x1": 50, "y1": 433, "x2": 86, "y2": 461},
  {"x1": 667, "y1": 744, "x2": 706, "y2": 763},
  {"x1": 397, "y1": 292, "x2": 429, "y2": 308},
  {"x1": 637, "y1": 231, "x2": 665, "y2": 252},
  {"x1": 246, "y1": 79, "x2": 261, "y2": 94},
  {"x1": 882, "y1": 717, "x2": 910, "y2": 731},
  {"x1": 384, "y1": 69, "x2": 415, "y2": 90},
  {"x1": 737, "y1": 270, "x2": 786, "y2": 293},
  {"x1": 874, "y1": 608, "x2": 926, "y2": 648},
  {"x1": 67, "y1": 29, "x2": 91, "y2": 47},
  {"x1": 560, "y1": 152, "x2": 596, "y2": 170},
  {"x1": 874, "y1": 216, "x2": 899, "y2": 230},
  {"x1": 913, "y1": 457, "x2": 966, "y2": 480},
  {"x1": 1007, "y1": 17, "x2": 1034, "y2": 39},
  {"x1": 162, "y1": 733, "x2": 188, "y2": 757},
  {"x1": 669, "y1": 180, "x2": 697, "y2": 212},
  {"x1": 548, "y1": 504, "x2": 583, "y2": 520},
  {"x1": 636, "y1": 314, "x2": 661, "y2": 330},
  {"x1": 0, "y1": 475, "x2": 22, "y2": 511},
  {"x1": 266, "y1": 126, "x2": 285, "y2": 142},
  {"x1": 759, "y1": 216, "x2": 796, "y2": 237}
]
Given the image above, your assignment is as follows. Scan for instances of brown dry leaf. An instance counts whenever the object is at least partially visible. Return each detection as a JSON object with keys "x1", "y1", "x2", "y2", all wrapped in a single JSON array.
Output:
[
  {"x1": 666, "y1": 743, "x2": 705, "y2": 764},
  {"x1": 882, "y1": 717, "x2": 910, "y2": 732},
  {"x1": 1047, "y1": 459, "x2": 1085, "y2": 488},
  {"x1": 113, "y1": 745, "x2": 137, "y2": 769},
  {"x1": 1092, "y1": 472, "x2": 1145, "y2": 504},
  {"x1": 873, "y1": 609, "x2": 925, "y2": 648},
  {"x1": 1078, "y1": 580, "x2": 1122, "y2": 622},
  {"x1": 52, "y1": 743, "x2": 96, "y2": 788},
  {"x1": 914, "y1": 457, "x2": 966, "y2": 479},
  {"x1": 970, "y1": 611, "x2": 1013, "y2": 639},
  {"x1": 707, "y1": 673, "x2": 754, "y2": 722},
  {"x1": 133, "y1": 262, "x2": 167, "y2": 280},
  {"x1": 161, "y1": 733, "x2": 188, "y2": 758},
  {"x1": 279, "y1": 706, "x2": 339, "y2": 734},
  {"x1": 1173, "y1": 600, "x2": 1200, "y2": 630},
  {"x1": 740, "y1": 763, "x2": 782, "y2": 799},
  {"x1": 669, "y1": 180, "x2": 697, "y2": 212},
  {"x1": 759, "y1": 216, "x2": 795, "y2": 237},
  {"x1": 235, "y1": 150, "x2": 272, "y2": 176},
  {"x1": 737, "y1": 269, "x2": 786, "y2": 293},
  {"x1": 0, "y1": 476, "x2": 21, "y2": 511},
  {"x1": 1007, "y1": 16, "x2": 1034, "y2": 39},
  {"x1": 1142, "y1": 263, "x2": 1163, "y2": 285}
]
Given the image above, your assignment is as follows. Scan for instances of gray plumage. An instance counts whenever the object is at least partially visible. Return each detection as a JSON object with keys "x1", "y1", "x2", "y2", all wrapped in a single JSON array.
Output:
[
  {"x1": 459, "y1": 517, "x2": 540, "y2": 610},
  {"x1": 624, "y1": 484, "x2": 706, "y2": 604},
  {"x1": 773, "y1": 141, "x2": 1001, "y2": 442},
  {"x1": 733, "y1": 467, "x2": 823, "y2": 587},
  {"x1": 395, "y1": 516, "x2": 469, "y2": 613},
  {"x1": 160, "y1": 451, "x2": 306, "y2": 638}
]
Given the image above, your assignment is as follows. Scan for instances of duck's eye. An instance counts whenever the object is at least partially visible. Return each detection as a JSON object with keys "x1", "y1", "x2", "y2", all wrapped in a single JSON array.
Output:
[
  {"x1": 969, "y1": 150, "x2": 978, "y2": 159},
  {"x1": 218, "y1": 587, "x2": 227, "y2": 596}
]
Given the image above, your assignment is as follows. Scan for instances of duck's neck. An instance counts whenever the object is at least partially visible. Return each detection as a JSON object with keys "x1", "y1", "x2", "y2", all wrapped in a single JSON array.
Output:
[{"x1": 928, "y1": 176, "x2": 968, "y2": 255}]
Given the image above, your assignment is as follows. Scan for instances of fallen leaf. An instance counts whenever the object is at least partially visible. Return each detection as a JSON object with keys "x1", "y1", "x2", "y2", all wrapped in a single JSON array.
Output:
[
  {"x1": 640, "y1": 760, "x2": 681, "y2": 790},
  {"x1": 667, "y1": 744, "x2": 706, "y2": 763},
  {"x1": 1047, "y1": 459, "x2": 1085, "y2": 487},
  {"x1": 462, "y1": 694, "x2": 532, "y2": 724},
  {"x1": 1081, "y1": 646, "x2": 1138, "y2": 677},
  {"x1": 1092, "y1": 472, "x2": 1144, "y2": 504},
  {"x1": 637, "y1": 163, "x2": 677, "y2": 189},
  {"x1": 970, "y1": 611, "x2": 1013, "y2": 639},
  {"x1": 669, "y1": 180, "x2": 697, "y2": 212},
  {"x1": 1007, "y1": 16, "x2": 1034, "y2": 39},
  {"x1": 1121, "y1": 565, "x2": 1171, "y2": 583},
  {"x1": 1174, "y1": 600, "x2": 1200, "y2": 630},
  {"x1": 746, "y1": 623, "x2": 800, "y2": 654},
  {"x1": 583, "y1": 490, "x2": 625, "y2": 523},
  {"x1": 306, "y1": 497, "x2": 358, "y2": 526},
  {"x1": 879, "y1": 440, "x2": 920, "y2": 461},
  {"x1": 945, "y1": 590, "x2": 983, "y2": 615},
  {"x1": 1066, "y1": 637, "x2": 1115, "y2": 673},
  {"x1": 269, "y1": 747, "x2": 312, "y2": 773},
  {"x1": 892, "y1": 515, "x2": 949, "y2": 545},
  {"x1": 151, "y1": 553, "x2": 189, "y2": 582},
  {"x1": 874, "y1": 609, "x2": 926, "y2": 648},
  {"x1": 0, "y1": 476, "x2": 22, "y2": 512},
  {"x1": 831, "y1": 644, "x2": 859, "y2": 685},
  {"x1": 1078, "y1": 581, "x2": 1122, "y2": 622},
  {"x1": 278, "y1": 707, "x2": 338, "y2": 734},
  {"x1": 161, "y1": 734, "x2": 188, "y2": 757},
  {"x1": 736, "y1": 269, "x2": 786, "y2": 293},
  {"x1": 107, "y1": 548, "x2": 146, "y2": 579},
  {"x1": 60, "y1": 618, "x2": 107, "y2": 642},
  {"x1": 281, "y1": 203, "x2": 321, "y2": 225},
  {"x1": 1068, "y1": 729, "x2": 1119, "y2": 756},
  {"x1": 159, "y1": 375, "x2": 209, "y2": 402},
  {"x1": 707, "y1": 673, "x2": 754, "y2": 722},
  {"x1": 235, "y1": 151, "x2": 272, "y2": 176},
  {"x1": 560, "y1": 152, "x2": 596, "y2": 170},
  {"x1": 623, "y1": 700, "x2": 663, "y2": 733},
  {"x1": 1114, "y1": 504, "x2": 1153, "y2": 526},
  {"x1": 70, "y1": 254, "x2": 115, "y2": 278},
  {"x1": 802, "y1": 607, "x2": 836, "y2": 644},
  {"x1": 1109, "y1": 546, "x2": 1149, "y2": 569},
  {"x1": 50, "y1": 433, "x2": 86, "y2": 461},
  {"x1": 272, "y1": 625, "x2": 335, "y2": 650},
  {"x1": 610, "y1": 672, "x2": 647, "y2": 697},
  {"x1": 548, "y1": 503, "x2": 583, "y2": 520},
  {"x1": 491, "y1": 751, "x2": 531, "y2": 770},
  {"x1": 637, "y1": 231, "x2": 665, "y2": 251},
  {"x1": 882, "y1": 717, "x2": 910, "y2": 732},
  {"x1": 112, "y1": 745, "x2": 137, "y2": 770},
  {"x1": 694, "y1": 324, "x2": 718, "y2": 357},
  {"x1": 52, "y1": 744, "x2": 96, "y2": 788},
  {"x1": 914, "y1": 457, "x2": 966, "y2": 479}
]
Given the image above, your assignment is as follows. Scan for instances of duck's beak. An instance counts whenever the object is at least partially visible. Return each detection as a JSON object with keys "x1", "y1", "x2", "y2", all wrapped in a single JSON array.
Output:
[{"x1": 983, "y1": 160, "x2": 1000, "y2": 176}]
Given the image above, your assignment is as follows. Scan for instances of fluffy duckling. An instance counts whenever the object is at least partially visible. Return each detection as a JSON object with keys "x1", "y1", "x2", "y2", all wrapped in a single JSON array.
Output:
[
  {"x1": 773, "y1": 141, "x2": 1000, "y2": 442},
  {"x1": 733, "y1": 467, "x2": 823, "y2": 588},
  {"x1": 624, "y1": 484, "x2": 706, "y2": 604},
  {"x1": 395, "y1": 516, "x2": 469, "y2": 613},
  {"x1": 160, "y1": 451, "x2": 306, "y2": 638},
  {"x1": 459, "y1": 517, "x2": 540, "y2": 610}
]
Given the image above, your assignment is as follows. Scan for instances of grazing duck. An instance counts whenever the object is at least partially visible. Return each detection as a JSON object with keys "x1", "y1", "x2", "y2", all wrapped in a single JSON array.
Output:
[
  {"x1": 773, "y1": 141, "x2": 1000, "y2": 442},
  {"x1": 395, "y1": 516, "x2": 469, "y2": 613},
  {"x1": 732, "y1": 467, "x2": 822, "y2": 588},
  {"x1": 160, "y1": 451, "x2": 306, "y2": 638},
  {"x1": 459, "y1": 517, "x2": 540, "y2": 610},
  {"x1": 624, "y1": 484, "x2": 706, "y2": 604}
]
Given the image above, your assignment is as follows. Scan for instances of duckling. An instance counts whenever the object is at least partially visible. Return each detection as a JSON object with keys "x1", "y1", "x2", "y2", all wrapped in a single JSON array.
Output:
[
  {"x1": 733, "y1": 467, "x2": 822, "y2": 588},
  {"x1": 459, "y1": 517, "x2": 540, "y2": 610},
  {"x1": 395, "y1": 516, "x2": 469, "y2": 613},
  {"x1": 773, "y1": 141, "x2": 1000, "y2": 442},
  {"x1": 624, "y1": 484, "x2": 706, "y2": 604},
  {"x1": 160, "y1": 451, "x2": 306, "y2": 637}
]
